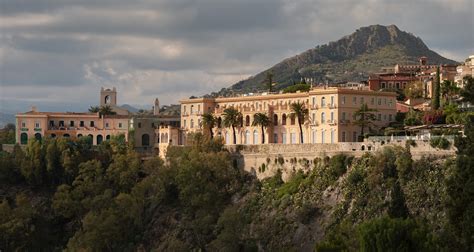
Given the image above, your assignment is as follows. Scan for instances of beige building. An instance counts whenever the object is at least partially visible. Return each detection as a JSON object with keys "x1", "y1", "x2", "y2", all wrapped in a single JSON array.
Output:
[
  {"x1": 455, "y1": 55, "x2": 474, "y2": 88},
  {"x1": 16, "y1": 107, "x2": 129, "y2": 145},
  {"x1": 180, "y1": 86, "x2": 397, "y2": 145}
]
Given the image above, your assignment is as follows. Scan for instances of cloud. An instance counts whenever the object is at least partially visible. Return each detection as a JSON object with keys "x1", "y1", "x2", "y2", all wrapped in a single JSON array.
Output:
[{"x1": 1, "y1": 0, "x2": 473, "y2": 113}]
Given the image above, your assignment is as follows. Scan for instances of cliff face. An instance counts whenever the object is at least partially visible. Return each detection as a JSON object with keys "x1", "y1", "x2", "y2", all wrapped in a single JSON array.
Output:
[{"x1": 224, "y1": 24, "x2": 457, "y2": 95}]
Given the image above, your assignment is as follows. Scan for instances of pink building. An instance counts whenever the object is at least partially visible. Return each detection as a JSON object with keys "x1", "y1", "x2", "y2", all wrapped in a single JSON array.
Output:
[{"x1": 16, "y1": 106, "x2": 129, "y2": 145}]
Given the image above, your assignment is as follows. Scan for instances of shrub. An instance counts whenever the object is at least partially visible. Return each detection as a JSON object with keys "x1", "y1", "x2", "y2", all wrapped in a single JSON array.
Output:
[{"x1": 430, "y1": 137, "x2": 451, "y2": 150}]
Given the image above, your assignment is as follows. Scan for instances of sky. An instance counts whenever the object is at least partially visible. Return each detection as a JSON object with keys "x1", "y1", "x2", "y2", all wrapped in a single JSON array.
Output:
[{"x1": 1, "y1": 0, "x2": 473, "y2": 114}]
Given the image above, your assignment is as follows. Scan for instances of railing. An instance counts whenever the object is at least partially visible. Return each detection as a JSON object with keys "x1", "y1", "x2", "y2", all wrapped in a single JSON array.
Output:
[
  {"x1": 339, "y1": 119, "x2": 350, "y2": 125},
  {"x1": 367, "y1": 135, "x2": 457, "y2": 142},
  {"x1": 327, "y1": 120, "x2": 337, "y2": 125},
  {"x1": 328, "y1": 104, "x2": 337, "y2": 109}
]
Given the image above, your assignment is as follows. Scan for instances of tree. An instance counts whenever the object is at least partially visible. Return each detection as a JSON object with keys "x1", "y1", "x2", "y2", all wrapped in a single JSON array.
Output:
[
  {"x1": 404, "y1": 81, "x2": 424, "y2": 99},
  {"x1": 403, "y1": 109, "x2": 422, "y2": 126},
  {"x1": 441, "y1": 80, "x2": 460, "y2": 105},
  {"x1": 0, "y1": 123, "x2": 15, "y2": 144},
  {"x1": 201, "y1": 113, "x2": 216, "y2": 139},
  {"x1": 263, "y1": 71, "x2": 274, "y2": 93},
  {"x1": 88, "y1": 106, "x2": 100, "y2": 113},
  {"x1": 353, "y1": 103, "x2": 377, "y2": 141},
  {"x1": 290, "y1": 102, "x2": 309, "y2": 143},
  {"x1": 252, "y1": 113, "x2": 270, "y2": 144},
  {"x1": 446, "y1": 114, "x2": 474, "y2": 249},
  {"x1": 460, "y1": 76, "x2": 474, "y2": 104},
  {"x1": 432, "y1": 66, "x2": 441, "y2": 110},
  {"x1": 222, "y1": 107, "x2": 242, "y2": 145},
  {"x1": 99, "y1": 105, "x2": 117, "y2": 116}
]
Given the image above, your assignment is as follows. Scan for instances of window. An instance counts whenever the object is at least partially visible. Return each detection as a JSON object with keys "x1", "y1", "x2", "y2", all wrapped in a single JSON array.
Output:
[
  {"x1": 190, "y1": 119, "x2": 194, "y2": 128},
  {"x1": 90, "y1": 121, "x2": 95, "y2": 127},
  {"x1": 312, "y1": 113, "x2": 316, "y2": 124},
  {"x1": 59, "y1": 121, "x2": 65, "y2": 127},
  {"x1": 184, "y1": 120, "x2": 187, "y2": 128},
  {"x1": 378, "y1": 98, "x2": 382, "y2": 105},
  {"x1": 312, "y1": 97, "x2": 316, "y2": 106},
  {"x1": 342, "y1": 96, "x2": 346, "y2": 105},
  {"x1": 49, "y1": 120, "x2": 54, "y2": 127},
  {"x1": 35, "y1": 122, "x2": 40, "y2": 128},
  {"x1": 282, "y1": 114, "x2": 287, "y2": 125},
  {"x1": 312, "y1": 130, "x2": 317, "y2": 143},
  {"x1": 378, "y1": 114, "x2": 382, "y2": 121},
  {"x1": 371, "y1": 98, "x2": 375, "y2": 105},
  {"x1": 353, "y1": 97, "x2": 357, "y2": 104},
  {"x1": 321, "y1": 131, "x2": 325, "y2": 143},
  {"x1": 197, "y1": 105, "x2": 200, "y2": 113},
  {"x1": 118, "y1": 122, "x2": 122, "y2": 128},
  {"x1": 360, "y1": 97, "x2": 364, "y2": 104},
  {"x1": 183, "y1": 105, "x2": 187, "y2": 113},
  {"x1": 105, "y1": 122, "x2": 109, "y2": 128},
  {"x1": 253, "y1": 130, "x2": 258, "y2": 144},
  {"x1": 245, "y1": 130, "x2": 251, "y2": 144},
  {"x1": 274, "y1": 133, "x2": 278, "y2": 143},
  {"x1": 21, "y1": 121, "x2": 26, "y2": 128},
  {"x1": 330, "y1": 112, "x2": 334, "y2": 122},
  {"x1": 330, "y1": 96, "x2": 334, "y2": 106},
  {"x1": 245, "y1": 115, "x2": 250, "y2": 126},
  {"x1": 290, "y1": 116, "x2": 295, "y2": 125},
  {"x1": 80, "y1": 121, "x2": 84, "y2": 127},
  {"x1": 70, "y1": 121, "x2": 74, "y2": 127},
  {"x1": 321, "y1": 112, "x2": 326, "y2": 124},
  {"x1": 190, "y1": 105, "x2": 194, "y2": 114},
  {"x1": 138, "y1": 122, "x2": 142, "y2": 128},
  {"x1": 331, "y1": 130, "x2": 334, "y2": 143},
  {"x1": 321, "y1": 97, "x2": 326, "y2": 107},
  {"x1": 381, "y1": 82, "x2": 386, "y2": 89},
  {"x1": 342, "y1": 132, "x2": 346, "y2": 142},
  {"x1": 273, "y1": 114, "x2": 278, "y2": 126},
  {"x1": 290, "y1": 132, "x2": 296, "y2": 144},
  {"x1": 342, "y1": 112, "x2": 346, "y2": 121},
  {"x1": 282, "y1": 132, "x2": 287, "y2": 144}
]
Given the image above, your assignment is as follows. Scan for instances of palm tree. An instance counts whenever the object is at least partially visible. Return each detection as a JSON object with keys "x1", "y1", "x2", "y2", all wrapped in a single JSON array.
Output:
[
  {"x1": 222, "y1": 107, "x2": 242, "y2": 144},
  {"x1": 89, "y1": 106, "x2": 100, "y2": 113},
  {"x1": 290, "y1": 102, "x2": 309, "y2": 143},
  {"x1": 201, "y1": 113, "x2": 216, "y2": 139},
  {"x1": 252, "y1": 113, "x2": 270, "y2": 144},
  {"x1": 99, "y1": 105, "x2": 117, "y2": 116},
  {"x1": 353, "y1": 103, "x2": 377, "y2": 141}
]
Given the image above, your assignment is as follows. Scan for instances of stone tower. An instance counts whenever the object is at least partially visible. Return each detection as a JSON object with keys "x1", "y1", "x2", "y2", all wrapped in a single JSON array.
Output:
[
  {"x1": 100, "y1": 87, "x2": 117, "y2": 106},
  {"x1": 153, "y1": 98, "x2": 160, "y2": 115}
]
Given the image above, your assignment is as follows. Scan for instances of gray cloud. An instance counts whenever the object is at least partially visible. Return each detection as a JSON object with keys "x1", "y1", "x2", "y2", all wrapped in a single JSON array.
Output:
[{"x1": 1, "y1": 0, "x2": 473, "y2": 113}]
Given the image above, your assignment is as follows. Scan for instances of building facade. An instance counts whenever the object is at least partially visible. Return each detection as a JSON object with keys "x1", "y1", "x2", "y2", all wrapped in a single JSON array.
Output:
[
  {"x1": 16, "y1": 107, "x2": 129, "y2": 145},
  {"x1": 180, "y1": 87, "x2": 397, "y2": 145}
]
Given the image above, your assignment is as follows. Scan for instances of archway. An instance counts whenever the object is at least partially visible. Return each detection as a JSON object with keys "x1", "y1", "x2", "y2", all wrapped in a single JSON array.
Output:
[
  {"x1": 20, "y1": 133, "x2": 28, "y2": 145},
  {"x1": 97, "y1": 135, "x2": 103, "y2": 145},
  {"x1": 77, "y1": 134, "x2": 83, "y2": 138},
  {"x1": 34, "y1": 133, "x2": 42, "y2": 141},
  {"x1": 245, "y1": 115, "x2": 250, "y2": 126},
  {"x1": 105, "y1": 95, "x2": 111, "y2": 105},
  {"x1": 142, "y1": 134, "x2": 150, "y2": 146},
  {"x1": 282, "y1": 114, "x2": 287, "y2": 125},
  {"x1": 273, "y1": 114, "x2": 278, "y2": 126}
]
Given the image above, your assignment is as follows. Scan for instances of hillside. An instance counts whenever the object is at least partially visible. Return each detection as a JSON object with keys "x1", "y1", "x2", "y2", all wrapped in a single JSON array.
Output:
[{"x1": 222, "y1": 24, "x2": 457, "y2": 95}]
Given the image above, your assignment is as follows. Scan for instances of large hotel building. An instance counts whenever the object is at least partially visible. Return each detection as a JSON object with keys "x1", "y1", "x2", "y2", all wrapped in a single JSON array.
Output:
[{"x1": 180, "y1": 86, "x2": 397, "y2": 145}]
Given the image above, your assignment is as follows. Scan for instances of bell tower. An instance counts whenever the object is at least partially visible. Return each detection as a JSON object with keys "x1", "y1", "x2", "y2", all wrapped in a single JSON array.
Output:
[{"x1": 100, "y1": 87, "x2": 117, "y2": 106}]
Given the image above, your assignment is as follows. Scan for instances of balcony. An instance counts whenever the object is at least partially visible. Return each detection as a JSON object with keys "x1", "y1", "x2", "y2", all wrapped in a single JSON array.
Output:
[
  {"x1": 310, "y1": 105, "x2": 319, "y2": 110},
  {"x1": 339, "y1": 119, "x2": 350, "y2": 125},
  {"x1": 327, "y1": 120, "x2": 337, "y2": 125},
  {"x1": 327, "y1": 104, "x2": 337, "y2": 109}
]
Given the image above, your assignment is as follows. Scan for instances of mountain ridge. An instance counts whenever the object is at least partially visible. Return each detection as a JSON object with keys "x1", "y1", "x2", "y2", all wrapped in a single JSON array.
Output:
[{"x1": 219, "y1": 24, "x2": 457, "y2": 95}]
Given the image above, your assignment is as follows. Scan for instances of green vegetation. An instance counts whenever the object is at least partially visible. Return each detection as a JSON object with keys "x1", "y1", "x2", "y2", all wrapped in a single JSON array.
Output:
[
  {"x1": 353, "y1": 103, "x2": 378, "y2": 141},
  {"x1": 430, "y1": 137, "x2": 451, "y2": 149},
  {"x1": 222, "y1": 107, "x2": 242, "y2": 145},
  {"x1": 252, "y1": 113, "x2": 270, "y2": 144},
  {"x1": 0, "y1": 123, "x2": 15, "y2": 144},
  {"x1": 282, "y1": 83, "x2": 311, "y2": 93},
  {"x1": 1, "y1": 117, "x2": 473, "y2": 250},
  {"x1": 432, "y1": 66, "x2": 441, "y2": 110},
  {"x1": 201, "y1": 112, "x2": 216, "y2": 139}
]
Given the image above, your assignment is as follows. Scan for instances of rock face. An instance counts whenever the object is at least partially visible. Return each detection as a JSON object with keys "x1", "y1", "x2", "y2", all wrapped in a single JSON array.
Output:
[{"x1": 223, "y1": 24, "x2": 457, "y2": 95}]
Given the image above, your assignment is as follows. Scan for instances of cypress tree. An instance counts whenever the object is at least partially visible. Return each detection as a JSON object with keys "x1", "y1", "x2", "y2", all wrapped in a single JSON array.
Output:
[{"x1": 432, "y1": 66, "x2": 441, "y2": 110}]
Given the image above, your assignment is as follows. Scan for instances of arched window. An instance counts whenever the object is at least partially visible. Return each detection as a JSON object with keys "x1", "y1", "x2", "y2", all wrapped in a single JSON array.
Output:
[
  {"x1": 142, "y1": 134, "x2": 150, "y2": 146},
  {"x1": 105, "y1": 95, "x2": 111, "y2": 104},
  {"x1": 96, "y1": 135, "x2": 103, "y2": 145},
  {"x1": 253, "y1": 130, "x2": 258, "y2": 144},
  {"x1": 273, "y1": 114, "x2": 278, "y2": 126},
  {"x1": 20, "y1": 133, "x2": 28, "y2": 145},
  {"x1": 282, "y1": 114, "x2": 287, "y2": 125},
  {"x1": 225, "y1": 131, "x2": 231, "y2": 145},
  {"x1": 190, "y1": 119, "x2": 194, "y2": 128},
  {"x1": 34, "y1": 133, "x2": 42, "y2": 141},
  {"x1": 290, "y1": 131, "x2": 296, "y2": 144},
  {"x1": 321, "y1": 112, "x2": 326, "y2": 124},
  {"x1": 290, "y1": 115, "x2": 296, "y2": 125},
  {"x1": 245, "y1": 115, "x2": 250, "y2": 126},
  {"x1": 312, "y1": 130, "x2": 317, "y2": 143},
  {"x1": 282, "y1": 131, "x2": 287, "y2": 144},
  {"x1": 330, "y1": 130, "x2": 335, "y2": 143},
  {"x1": 245, "y1": 130, "x2": 250, "y2": 145},
  {"x1": 77, "y1": 134, "x2": 83, "y2": 138},
  {"x1": 321, "y1": 97, "x2": 326, "y2": 107},
  {"x1": 190, "y1": 105, "x2": 194, "y2": 114}
]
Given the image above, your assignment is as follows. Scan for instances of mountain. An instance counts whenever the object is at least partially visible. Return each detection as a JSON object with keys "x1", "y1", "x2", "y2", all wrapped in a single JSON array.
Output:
[
  {"x1": 223, "y1": 24, "x2": 458, "y2": 95},
  {"x1": 120, "y1": 104, "x2": 140, "y2": 113},
  {"x1": 0, "y1": 112, "x2": 15, "y2": 128}
]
